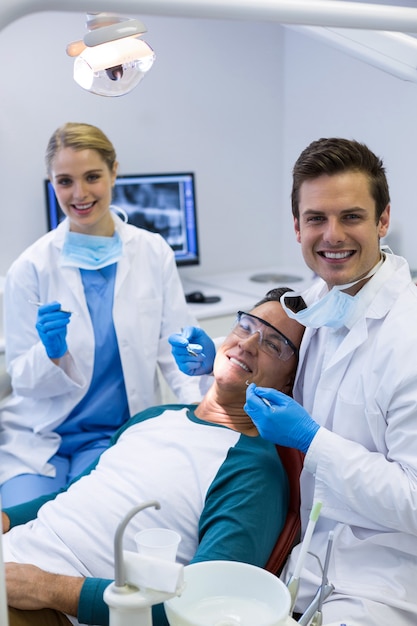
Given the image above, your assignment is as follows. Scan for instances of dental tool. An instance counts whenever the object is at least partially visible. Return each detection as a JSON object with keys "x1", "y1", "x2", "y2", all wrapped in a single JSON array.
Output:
[
  {"x1": 287, "y1": 501, "x2": 322, "y2": 613},
  {"x1": 259, "y1": 395, "x2": 272, "y2": 407},
  {"x1": 297, "y1": 583, "x2": 334, "y2": 626},
  {"x1": 260, "y1": 396, "x2": 272, "y2": 407},
  {"x1": 245, "y1": 380, "x2": 272, "y2": 407},
  {"x1": 28, "y1": 300, "x2": 75, "y2": 315},
  {"x1": 180, "y1": 328, "x2": 204, "y2": 358},
  {"x1": 309, "y1": 531, "x2": 334, "y2": 626},
  {"x1": 186, "y1": 344, "x2": 199, "y2": 357}
]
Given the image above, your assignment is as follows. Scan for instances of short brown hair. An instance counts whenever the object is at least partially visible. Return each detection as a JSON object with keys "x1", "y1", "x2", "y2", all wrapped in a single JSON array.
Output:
[{"x1": 291, "y1": 138, "x2": 390, "y2": 222}]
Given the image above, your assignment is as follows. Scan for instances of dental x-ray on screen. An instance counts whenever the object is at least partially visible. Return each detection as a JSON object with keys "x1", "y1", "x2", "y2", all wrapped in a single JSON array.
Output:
[{"x1": 44, "y1": 172, "x2": 200, "y2": 267}]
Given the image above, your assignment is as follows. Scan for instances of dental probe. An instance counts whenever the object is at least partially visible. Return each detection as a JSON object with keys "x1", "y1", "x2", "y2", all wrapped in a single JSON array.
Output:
[
  {"x1": 28, "y1": 300, "x2": 74, "y2": 315},
  {"x1": 180, "y1": 328, "x2": 204, "y2": 358},
  {"x1": 245, "y1": 380, "x2": 272, "y2": 407},
  {"x1": 186, "y1": 345, "x2": 199, "y2": 357},
  {"x1": 287, "y1": 501, "x2": 323, "y2": 613}
]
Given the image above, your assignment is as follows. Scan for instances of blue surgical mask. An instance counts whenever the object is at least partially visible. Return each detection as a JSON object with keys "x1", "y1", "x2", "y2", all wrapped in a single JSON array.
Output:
[
  {"x1": 281, "y1": 257, "x2": 384, "y2": 330},
  {"x1": 281, "y1": 286, "x2": 359, "y2": 329},
  {"x1": 60, "y1": 230, "x2": 123, "y2": 270}
]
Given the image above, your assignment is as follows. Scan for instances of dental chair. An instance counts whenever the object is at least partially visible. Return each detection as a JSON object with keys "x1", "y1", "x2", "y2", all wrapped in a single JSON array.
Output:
[{"x1": 264, "y1": 445, "x2": 304, "y2": 576}]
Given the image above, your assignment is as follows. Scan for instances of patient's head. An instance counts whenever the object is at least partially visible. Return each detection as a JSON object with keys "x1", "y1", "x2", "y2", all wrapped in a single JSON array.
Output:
[{"x1": 214, "y1": 288, "x2": 305, "y2": 398}]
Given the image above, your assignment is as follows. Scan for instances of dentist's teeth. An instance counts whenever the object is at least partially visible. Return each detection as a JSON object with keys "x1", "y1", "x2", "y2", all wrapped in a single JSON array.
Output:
[
  {"x1": 323, "y1": 251, "x2": 351, "y2": 259},
  {"x1": 230, "y1": 357, "x2": 250, "y2": 372},
  {"x1": 74, "y1": 202, "x2": 94, "y2": 210}
]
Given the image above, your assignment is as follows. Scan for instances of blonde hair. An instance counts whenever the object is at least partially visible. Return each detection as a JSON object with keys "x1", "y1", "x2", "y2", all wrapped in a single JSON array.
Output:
[{"x1": 45, "y1": 122, "x2": 117, "y2": 175}]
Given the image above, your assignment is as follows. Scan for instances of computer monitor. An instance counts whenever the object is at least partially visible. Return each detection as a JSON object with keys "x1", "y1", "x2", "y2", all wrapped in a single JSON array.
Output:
[{"x1": 44, "y1": 172, "x2": 200, "y2": 267}]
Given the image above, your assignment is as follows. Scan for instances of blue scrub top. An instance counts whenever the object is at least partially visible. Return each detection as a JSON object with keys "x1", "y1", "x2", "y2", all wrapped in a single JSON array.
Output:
[{"x1": 56, "y1": 264, "x2": 130, "y2": 454}]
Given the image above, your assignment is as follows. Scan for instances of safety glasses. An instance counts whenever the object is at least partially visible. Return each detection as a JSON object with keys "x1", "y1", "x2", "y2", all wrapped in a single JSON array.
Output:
[{"x1": 232, "y1": 311, "x2": 298, "y2": 362}]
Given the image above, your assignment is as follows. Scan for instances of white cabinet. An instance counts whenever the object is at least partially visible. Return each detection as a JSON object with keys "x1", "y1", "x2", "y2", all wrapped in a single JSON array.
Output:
[{"x1": 198, "y1": 314, "x2": 235, "y2": 338}]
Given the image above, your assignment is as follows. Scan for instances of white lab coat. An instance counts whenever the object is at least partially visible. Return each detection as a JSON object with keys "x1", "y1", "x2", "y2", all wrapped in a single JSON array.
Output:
[
  {"x1": 282, "y1": 253, "x2": 417, "y2": 624},
  {"x1": 0, "y1": 215, "x2": 202, "y2": 483}
]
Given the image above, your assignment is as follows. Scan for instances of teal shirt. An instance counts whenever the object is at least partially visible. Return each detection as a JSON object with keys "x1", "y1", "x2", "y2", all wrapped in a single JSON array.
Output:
[{"x1": 5, "y1": 405, "x2": 289, "y2": 626}]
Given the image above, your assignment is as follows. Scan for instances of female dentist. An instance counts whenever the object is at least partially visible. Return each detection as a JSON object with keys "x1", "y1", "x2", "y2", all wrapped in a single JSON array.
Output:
[{"x1": 0, "y1": 122, "x2": 203, "y2": 507}]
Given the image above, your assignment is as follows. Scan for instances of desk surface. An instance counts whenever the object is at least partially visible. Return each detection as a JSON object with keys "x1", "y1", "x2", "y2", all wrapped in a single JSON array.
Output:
[{"x1": 182, "y1": 266, "x2": 315, "y2": 320}]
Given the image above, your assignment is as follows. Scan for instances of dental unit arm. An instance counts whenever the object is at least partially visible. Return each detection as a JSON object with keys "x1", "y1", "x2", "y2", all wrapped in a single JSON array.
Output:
[
  {"x1": 297, "y1": 531, "x2": 334, "y2": 626},
  {"x1": 103, "y1": 500, "x2": 184, "y2": 626},
  {"x1": 287, "y1": 501, "x2": 322, "y2": 613},
  {"x1": 283, "y1": 502, "x2": 337, "y2": 624}
]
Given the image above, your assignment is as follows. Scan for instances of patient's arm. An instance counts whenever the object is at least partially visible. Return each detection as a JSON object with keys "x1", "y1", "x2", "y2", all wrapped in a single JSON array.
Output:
[
  {"x1": 5, "y1": 563, "x2": 83, "y2": 616},
  {"x1": 2, "y1": 511, "x2": 10, "y2": 532}
]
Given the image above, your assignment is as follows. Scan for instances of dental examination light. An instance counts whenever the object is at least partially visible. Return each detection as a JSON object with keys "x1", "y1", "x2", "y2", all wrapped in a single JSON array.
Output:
[{"x1": 66, "y1": 12, "x2": 155, "y2": 97}]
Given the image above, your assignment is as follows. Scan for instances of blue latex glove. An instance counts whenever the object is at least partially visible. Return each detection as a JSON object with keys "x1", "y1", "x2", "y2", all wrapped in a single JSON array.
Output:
[
  {"x1": 35, "y1": 301, "x2": 72, "y2": 359},
  {"x1": 168, "y1": 326, "x2": 216, "y2": 376},
  {"x1": 244, "y1": 383, "x2": 320, "y2": 453}
]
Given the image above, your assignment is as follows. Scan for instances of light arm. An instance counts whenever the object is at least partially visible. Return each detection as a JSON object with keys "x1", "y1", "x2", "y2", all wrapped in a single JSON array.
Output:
[{"x1": 2, "y1": 0, "x2": 417, "y2": 39}]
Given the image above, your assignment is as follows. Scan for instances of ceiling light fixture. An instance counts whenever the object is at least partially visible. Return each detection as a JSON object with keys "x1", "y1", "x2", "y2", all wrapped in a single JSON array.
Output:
[{"x1": 66, "y1": 12, "x2": 155, "y2": 97}]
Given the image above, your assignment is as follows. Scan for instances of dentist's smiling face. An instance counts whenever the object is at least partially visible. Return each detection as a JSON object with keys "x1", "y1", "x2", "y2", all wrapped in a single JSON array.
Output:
[
  {"x1": 49, "y1": 147, "x2": 118, "y2": 236},
  {"x1": 294, "y1": 170, "x2": 390, "y2": 295},
  {"x1": 214, "y1": 300, "x2": 304, "y2": 397}
]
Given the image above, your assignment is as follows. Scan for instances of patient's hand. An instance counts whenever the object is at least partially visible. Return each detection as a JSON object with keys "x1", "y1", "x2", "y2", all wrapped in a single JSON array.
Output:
[
  {"x1": 2, "y1": 511, "x2": 10, "y2": 533},
  {"x1": 6, "y1": 563, "x2": 83, "y2": 615}
]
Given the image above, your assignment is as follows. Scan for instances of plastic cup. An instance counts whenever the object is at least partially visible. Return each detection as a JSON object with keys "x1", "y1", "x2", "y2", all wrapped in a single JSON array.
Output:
[{"x1": 135, "y1": 528, "x2": 181, "y2": 562}]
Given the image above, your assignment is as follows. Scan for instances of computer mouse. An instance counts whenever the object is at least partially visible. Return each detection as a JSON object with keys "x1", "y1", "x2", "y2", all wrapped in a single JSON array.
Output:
[
  {"x1": 185, "y1": 291, "x2": 222, "y2": 304},
  {"x1": 186, "y1": 291, "x2": 206, "y2": 303}
]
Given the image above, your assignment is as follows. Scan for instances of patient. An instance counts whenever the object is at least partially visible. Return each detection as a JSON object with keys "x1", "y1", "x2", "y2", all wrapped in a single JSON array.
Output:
[{"x1": 3, "y1": 288, "x2": 305, "y2": 626}]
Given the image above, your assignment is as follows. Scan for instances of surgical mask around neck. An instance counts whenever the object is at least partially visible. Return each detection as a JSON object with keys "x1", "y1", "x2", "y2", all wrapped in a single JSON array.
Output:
[
  {"x1": 281, "y1": 287, "x2": 358, "y2": 329},
  {"x1": 60, "y1": 230, "x2": 123, "y2": 270},
  {"x1": 281, "y1": 257, "x2": 384, "y2": 330}
]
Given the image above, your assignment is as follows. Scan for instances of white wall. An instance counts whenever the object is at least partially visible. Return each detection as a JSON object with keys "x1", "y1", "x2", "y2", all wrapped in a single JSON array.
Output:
[
  {"x1": 280, "y1": 27, "x2": 417, "y2": 272},
  {"x1": 1, "y1": 7, "x2": 417, "y2": 282},
  {"x1": 0, "y1": 11, "x2": 286, "y2": 280}
]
